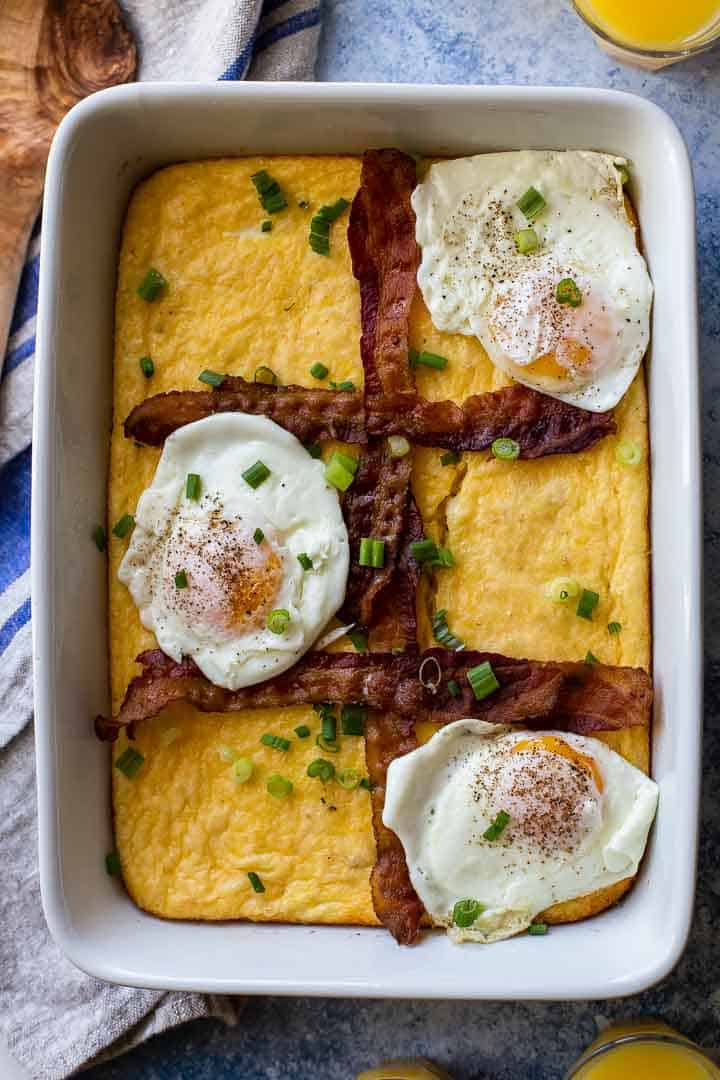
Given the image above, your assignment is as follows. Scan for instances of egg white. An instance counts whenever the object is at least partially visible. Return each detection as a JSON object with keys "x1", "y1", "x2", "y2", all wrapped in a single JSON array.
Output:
[
  {"x1": 118, "y1": 413, "x2": 349, "y2": 690},
  {"x1": 412, "y1": 150, "x2": 653, "y2": 412},
  {"x1": 383, "y1": 719, "x2": 658, "y2": 943}
]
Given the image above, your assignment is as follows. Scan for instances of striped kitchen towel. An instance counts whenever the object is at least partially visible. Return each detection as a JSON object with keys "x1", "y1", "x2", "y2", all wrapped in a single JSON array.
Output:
[{"x1": 0, "y1": 3, "x2": 322, "y2": 1078}]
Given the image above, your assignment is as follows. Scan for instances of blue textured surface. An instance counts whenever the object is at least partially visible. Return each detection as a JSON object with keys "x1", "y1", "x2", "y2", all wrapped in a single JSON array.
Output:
[{"x1": 87, "y1": 2, "x2": 720, "y2": 1077}]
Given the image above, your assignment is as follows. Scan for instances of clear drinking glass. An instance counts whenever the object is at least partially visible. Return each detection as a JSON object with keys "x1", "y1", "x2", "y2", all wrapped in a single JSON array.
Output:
[
  {"x1": 566, "y1": 1025, "x2": 720, "y2": 1079},
  {"x1": 573, "y1": 1, "x2": 720, "y2": 68}
]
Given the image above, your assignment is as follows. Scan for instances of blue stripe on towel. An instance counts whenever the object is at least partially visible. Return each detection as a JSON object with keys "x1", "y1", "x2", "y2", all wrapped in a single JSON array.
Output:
[
  {"x1": 8, "y1": 256, "x2": 39, "y2": 339},
  {"x1": 0, "y1": 448, "x2": 31, "y2": 595},
  {"x1": 219, "y1": 31, "x2": 258, "y2": 80},
  {"x1": 255, "y1": 7, "x2": 321, "y2": 53},
  {"x1": 0, "y1": 597, "x2": 31, "y2": 656},
  {"x1": 4, "y1": 335, "x2": 35, "y2": 378}
]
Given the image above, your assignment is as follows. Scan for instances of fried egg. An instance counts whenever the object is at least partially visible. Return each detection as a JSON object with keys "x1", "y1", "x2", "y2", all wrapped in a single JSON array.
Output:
[
  {"x1": 383, "y1": 719, "x2": 658, "y2": 943},
  {"x1": 412, "y1": 150, "x2": 653, "y2": 412},
  {"x1": 118, "y1": 412, "x2": 349, "y2": 690}
]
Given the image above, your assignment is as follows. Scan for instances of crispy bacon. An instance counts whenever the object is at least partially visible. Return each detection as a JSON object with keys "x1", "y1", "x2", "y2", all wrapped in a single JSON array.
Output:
[
  {"x1": 350, "y1": 148, "x2": 617, "y2": 457},
  {"x1": 365, "y1": 711, "x2": 424, "y2": 945},
  {"x1": 95, "y1": 647, "x2": 651, "y2": 741},
  {"x1": 124, "y1": 377, "x2": 367, "y2": 447}
]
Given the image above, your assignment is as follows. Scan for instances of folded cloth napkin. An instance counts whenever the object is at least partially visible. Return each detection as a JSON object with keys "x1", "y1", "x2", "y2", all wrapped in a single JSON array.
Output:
[{"x1": 0, "y1": 2, "x2": 322, "y2": 1077}]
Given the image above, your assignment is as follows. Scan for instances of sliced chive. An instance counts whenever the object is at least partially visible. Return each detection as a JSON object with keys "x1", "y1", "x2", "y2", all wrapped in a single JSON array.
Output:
[
  {"x1": 267, "y1": 774, "x2": 293, "y2": 798},
  {"x1": 556, "y1": 277, "x2": 583, "y2": 307},
  {"x1": 545, "y1": 576, "x2": 580, "y2": 603},
  {"x1": 294, "y1": 724, "x2": 311, "y2": 739},
  {"x1": 447, "y1": 678, "x2": 462, "y2": 699},
  {"x1": 359, "y1": 777, "x2": 374, "y2": 791},
  {"x1": 467, "y1": 661, "x2": 500, "y2": 702},
  {"x1": 585, "y1": 650, "x2": 600, "y2": 665},
  {"x1": 341, "y1": 703, "x2": 366, "y2": 736},
  {"x1": 491, "y1": 437, "x2": 521, "y2": 461},
  {"x1": 515, "y1": 228, "x2": 539, "y2": 255},
  {"x1": 307, "y1": 758, "x2": 335, "y2": 782},
  {"x1": 388, "y1": 435, "x2": 411, "y2": 458},
  {"x1": 410, "y1": 538, "x2": 438, "y2": 563},
  {"x1": 253, "y1": 528, "x2": 264, "y2": 544},
  {"x1": 315, "y1": 733, "x2": 340, "y2": 753},
  {"x1": 260, "y1": 733, "x2": 291, "y2": 752},
  {"x1": 517, "y1": 186, "x2": 546, "y2": 221},
  {"x1": 410, "y1": 350, "x2": 448, "y2": 371},
  {"x1": 250, "y1": 170, "x2": 288, "y2": 214},
  {"x1": 315, "y1": 198, "x2": 350, "y2": 223},
  {"x1": 434, "y1": 546, "x2": 455, "y2": 568},
  {"x1": 305, "y1": 441, "x2": 322, "y2": 459},
  {"x1": 185, "y1": 472, "x2": 201, "y2": 500},
  {"x1": 139, "y1": 356, "x2": 154, "y2": 378},
  {"x1": 483, "y1": 810, "x2": 510, "y2": 842},
  {"x1": 115, "y1": 746, "x2": 144, "y2": 778},
  {"x1": 329, "y1": 379, "x2": 356, "y2": 391},
  {"x1": 331, "y1": 450, "x2": 359, "y2": 476},
  {"x1": 440, "y1": 451, "x2": 460, "y2": 466},
  {"x1": 137, "y1": 268, "x2": 167, "y2": 301},
  {"x1": 528, "y1": 922, "x2": 549, "y2": 936},
  {"x1": 261, "y1": 219, "x2": 272, "y2": 233},
  {"x1": 112, "y1": 513, "x2": 135, "y2": 539},
  {"x1": 297, "y1": 553, "x2": 313, "y2": 571},
  {"x1": 358, "y1": 537, "x2": 385, "y2": 568},
  {"x1": 198, "y1": 369, "x2": 226, "y2": 388},
  {"x1": 105, "y1": 851, "x2": 121, "y2": 876},
  {"x1": 337, "y1": 767, "x2": 362, "y2": 790},
  {"x1": 233, "y1": 758, "x2": 254, "y2": 784},
  {"x1": 347, "y1": 627, "x2": 368, "y2": 652},
  {"x1": 309, "y1": 198, "x2": 350, "y2": 255},
  {"x1": 452, "y1": 898, "x2": 484, "y2": 928},
  {"x1": 310, "y1": 362, "x2": 329, "y2": 380},
  {"x1": 174, "y1": 570, "x2": 188, "y2": 589},
  {"x1": 325, "y1": 457, "x2": 355, "y2": 492},
  {"x1": 608, "y1": 621, "x2": 622, "y2": 635},
  {"x1": 267, "y1": 608, "x2": 290, "y2": 634},
  {"x1": 93, "y1": 525, "x2": 107, "y2": 552},
  {"x1": 242, "y1": 460, "x2": 271, "y2": 489},
  {"x1": 320, "y1": 711, "x2": 337, "y2": 742},
  {"x1": 577, "y1": 589, "x2": 599, "y2": 621},
  {"x1": 432, "y1": 609, "x2": 464, "y2": 651},
  {"x1": 248, "y1": 871, "x2": 265, "y2": 893},
  {"x1": 254, "y1": 365, "x2": 278, "y2": 385}
]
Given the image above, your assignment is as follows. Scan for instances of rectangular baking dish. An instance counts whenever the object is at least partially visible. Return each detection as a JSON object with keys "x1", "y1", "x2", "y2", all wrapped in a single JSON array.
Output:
[{"x1": 32, "y1": 82, "x2": 701, "y2": 999}]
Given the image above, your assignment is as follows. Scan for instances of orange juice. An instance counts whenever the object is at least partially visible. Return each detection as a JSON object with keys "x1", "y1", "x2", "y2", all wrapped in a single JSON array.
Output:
[
  {"x1": 569, "y1": 1022, "x2": 720, "y2": 1079},
  {"x1": 575, "y1": 0, "x2": 720, "y2": 50}
]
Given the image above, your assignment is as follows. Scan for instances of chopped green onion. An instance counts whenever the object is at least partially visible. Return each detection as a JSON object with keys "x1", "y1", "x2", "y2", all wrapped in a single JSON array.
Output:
[
  {"x1": 341, "y1": 704, "x2": 366, "y2": 736},
  {"x1": 242, "y1": 460, "x2": 271, "y2": 489},
  {"x1": 491, "y1": 437, "x2": 521, "y2": 461},
  {"x1": 616, "y1": 440, "x2": 642, "y2": 466},
  {"x1": 528, "y1": 922, "x2": 549, "y2": 936},
  {"x1": 358, "y1": 537, "x2": 385, "y2": 569},
  {"x1": 93, "y1": 525, "x2": 107, "y2": 552},
  {"x1": 615, "y1": 162, "x2": 630, "y2": 186},
  {"x1": 185, "y1": 472, "x2": 201, "y2": 500},
  {"x1": 452, "y1": 898, "x2": 485, "y2": 928},
  {"x1": 267, "y1": 608, "x2": 290, "y2": 634},
  {"x1": 307, "y1": 758, "x2": 335, "y2": 782},
  {"x1": 515, "y1": 228, "x2": 539, "y2": 255},
  {"x1": 253, "y1": 528, "x2": 264, "y2": 544},
  {"x1": 261, "y1": 219, "x2": 272, "y2": 233},
  {"x1": 317, "y1": 197, "x2": 350, "y2": 222},
  {"x1": 112, "y1": 513, "x2": 135, "y2": 539},
  {"x1": 410, "y1": 349, "x2": 448, "y2": 371},
  {"x1": 320, "y1": 710, "x2": 337, "y2": 742},
  {"x1": 585, "y1": 651, "x2": 600, "y2": 665},
  {"x1": 137, "y1": 268, "x2": 167, "y2": 301},
  {"x1": 309, "y1": 198, "x2": 350, "y2": 255},
  {"x1": 174, "y1": 570, "x2": 188, "y2": 589},
  {"x1": 305, "y1": 441, "x2": 322, "y2": 459},
  {"x1": 260, "y1": 733, "x2": 291, "y2": 751},
  {"x1": 434, "y1": 546, "x2": 454, "y2": 568},
  {"x1": 294, "y1": 724, "x2": 311, "y2": 739},
  {"x1": 447, "y1": 678, "x2": 462, "y2": 699},
  {"x1": 325, "y1": 457, "x2": 355, "y2": 492},
  {"x1": 267, "y1": 774, "x2": 293, "y2": 798},
  {"x1": 432, "y1": 609, "x2": 464, "y2": 651},
  {"x1": 347, "y1": 627, "x2": 368, "y2": 652},
  {"x1": 388, "y1": 435, "x2": 411, "y2": 458},
  {"x1": 250, "y1": 170, "x2": 288, "y2": 214},
  {"x1": 337, "y1": 767, "x2": 362, "y2": 790},
  {"x1": 329, "y1": 379, "x2": 356, "y2": 391},
  {"x1": 556, "y1": 278, "x2": 583, "y2": 307},
  {"x1": 517, "y1": 186, "x2": 547, "y2": 221},
  {"x1": 440, "y1": 451, "x2": 460, "y2": 466},
  {"x1": 254, "y1": 365, "x2": 278, "y2": 385},
  {"x1": 115, "y1": 746, "x2": 144, "y2": 779},
  {"x1": 233, "y1": 757, "x2": 254, "y2": 784},
  {"x1": 608, "y1": 621, "x2": 622, "y2": 635},
  {"x1": 297, "y1": 553, "x2": 313, "y2": 571},
  {"x1": 483, "y1": 810, "x2": 510, "y2": 842},
  {"x1": 577, "y1": 589, "x2": 600, "y2": 621},
  {"x1": 332, "y1": 450, "x2": 359, "y2": 475},
  {"x1": 545, "y1": 577, "x2": 580, "y2": 604},
  {"x1": 105, "y1": 851, "x2": 121, "y2": 876},
  {"x1": 316, "y1": 734, "x2": 340, "y2": 753},
  {"x1": 198, "y1": 369, "x2": 226, "y2": 388},
  {"x1": 467, "y1": 661, "x2": 500, "y2": 702},
  {"x1": 359, "y1": 777, "x2": 374, "y2": 791},
  {"x1": 410, "y1": 538, "x2": 439, "y2": 563},
  {"x1": 310, "y1": 362, "x2": 329, "y2": 380},
  {"x1": 248, "y1": 871, "x2": 265, "y2": 893},
  {"x1": 139, "y1": 356, "x2": 154, "y2": 378}
]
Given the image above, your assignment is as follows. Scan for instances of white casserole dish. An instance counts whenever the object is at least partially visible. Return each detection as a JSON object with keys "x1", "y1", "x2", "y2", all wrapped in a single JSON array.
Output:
[{"x1": 32, "y1": 82, "x2": 701, "y2": 999}]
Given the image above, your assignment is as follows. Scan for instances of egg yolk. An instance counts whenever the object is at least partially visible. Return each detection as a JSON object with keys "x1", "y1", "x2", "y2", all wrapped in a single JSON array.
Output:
[{"x1": 511, "y1": 735, "x2": 605, "y2": 793}]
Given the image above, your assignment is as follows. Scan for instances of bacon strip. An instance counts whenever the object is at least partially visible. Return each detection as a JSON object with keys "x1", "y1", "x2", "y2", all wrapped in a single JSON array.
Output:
[
  {"x1": 365, "y1": 711, "x2": 424, "y2": 945},
  {"x1": 95, "y1": 647, "x2": 652, "y2": 741},
  {"x1": 124, "y1": 377, "x2": 367, "y2": 447},
  {"x1": 350, "y1": 148, "x2": 617, "y2": 457}
]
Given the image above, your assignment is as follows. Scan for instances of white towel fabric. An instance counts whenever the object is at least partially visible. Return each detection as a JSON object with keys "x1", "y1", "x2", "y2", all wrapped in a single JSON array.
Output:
[{"x1": 0, "y1": 2, "x2": 322, "y2": 1077}]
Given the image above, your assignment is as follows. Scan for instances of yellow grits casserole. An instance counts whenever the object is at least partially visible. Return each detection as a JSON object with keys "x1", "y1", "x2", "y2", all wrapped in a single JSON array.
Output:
[{"x1": 109, "y1": 157, "x2": 650, "y2": 926}]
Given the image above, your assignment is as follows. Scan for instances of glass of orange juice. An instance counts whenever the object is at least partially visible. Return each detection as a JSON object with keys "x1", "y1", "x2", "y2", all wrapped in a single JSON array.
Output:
[
  {"x1": 573, "y1": 0, "x2": 720, "y2": 67},
  {"x1": 566, "y1": 1021, "x2": 720, "y2": 1079}
]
